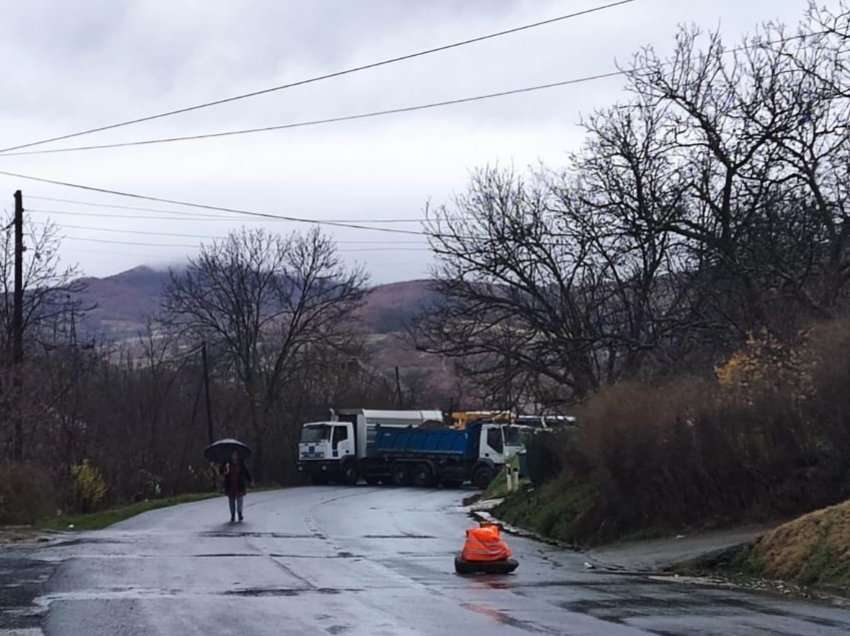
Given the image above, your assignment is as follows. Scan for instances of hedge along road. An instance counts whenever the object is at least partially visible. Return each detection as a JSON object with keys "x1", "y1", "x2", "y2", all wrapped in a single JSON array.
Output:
[{"x1": 18, "y1": 486, "x2": 850, "y2": 635}]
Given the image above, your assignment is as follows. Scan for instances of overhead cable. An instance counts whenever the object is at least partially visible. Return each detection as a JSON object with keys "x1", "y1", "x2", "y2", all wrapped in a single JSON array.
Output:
[{"x1": 0, "y1": 0, "x2": 637, "y2": 154}]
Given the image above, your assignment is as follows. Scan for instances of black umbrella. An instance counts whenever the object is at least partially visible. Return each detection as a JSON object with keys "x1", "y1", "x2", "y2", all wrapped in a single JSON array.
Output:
[{"x1": 204, "y1": 438, "x2": 252, "y2": 464}]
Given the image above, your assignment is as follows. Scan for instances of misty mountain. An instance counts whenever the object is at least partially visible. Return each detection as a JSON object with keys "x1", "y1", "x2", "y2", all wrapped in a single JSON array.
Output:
[{"x1": 75, "y1": 266, "x2": 440, "y2": 341}]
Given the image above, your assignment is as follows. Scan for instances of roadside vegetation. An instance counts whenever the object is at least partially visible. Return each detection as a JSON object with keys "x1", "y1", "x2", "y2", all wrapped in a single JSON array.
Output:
[
  {"x1": 497, "y1": 321, "x2": 850, "y2": 545},
  {"x1": 674, "y1": 500, "x2": 850, "y2": 597},
  {"x1": 3, "y1": 0, "x2": 850, "y2": 564},
  {"x1": 38, "y1": 492, "x2": 220, "y2": 532},
  {"x1": 0, "y1": 227, "x2": 413, "y2": 526},
  {"x1": 740, "y1": 500, "x2": 850, "y2": 593},
  {"x1": 417, "y1": 1, "x2": 850, "y2": 548}
]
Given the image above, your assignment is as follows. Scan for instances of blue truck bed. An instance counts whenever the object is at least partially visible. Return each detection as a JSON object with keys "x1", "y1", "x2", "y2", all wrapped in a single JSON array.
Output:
[{"x1": 374, "y1": 426, "x2": 472, "y2": 457}]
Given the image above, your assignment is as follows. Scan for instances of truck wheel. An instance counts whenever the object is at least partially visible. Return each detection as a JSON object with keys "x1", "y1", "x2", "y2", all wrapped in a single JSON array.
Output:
[
  {"x1": 310, "y1": 474, "x2": 328, "y2": 486},
  {"x1": 341, "y1": 462, "x2": 359, "y2": 486},
  {"x1": 412, "y1": 463, "x2": 435, "y2": 488},
  {"x1": 472, "y1": 466, "x2": 495, "y2": 489},
  {"x1": 391, "y1": 464, "x2": 410, "y2": 487}
]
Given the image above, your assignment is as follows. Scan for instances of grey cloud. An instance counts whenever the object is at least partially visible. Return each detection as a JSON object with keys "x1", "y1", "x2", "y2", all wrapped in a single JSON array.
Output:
[{"x1": 0, "y1": 0, "x2": 816, "y2": 281}]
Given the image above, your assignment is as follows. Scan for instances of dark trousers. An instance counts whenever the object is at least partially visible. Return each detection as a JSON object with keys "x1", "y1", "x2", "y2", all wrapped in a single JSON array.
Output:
[{"x1": 228, "y1": 494, "x2": 244, "y2": 520}]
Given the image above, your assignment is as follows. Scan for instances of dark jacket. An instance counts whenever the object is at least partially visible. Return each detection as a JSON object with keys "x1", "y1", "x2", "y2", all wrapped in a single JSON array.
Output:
[{"x1": 220, "y1": 460, "x2": 252, "y2": 496}]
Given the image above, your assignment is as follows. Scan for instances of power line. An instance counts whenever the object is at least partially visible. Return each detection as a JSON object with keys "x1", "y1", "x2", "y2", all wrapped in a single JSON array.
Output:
[
  {"x1": 26, "y1": 194, "x2": 457, "y2": 223},
  {"x1": 0, "y1": 32, "x2": 823, "y2": 158},
  {"x1": 31, "y1": 219, "x2": 427, "y2": 243},
  {"x1": 0, "y1": 169, "x2": 428, "y2": 236},
  {"x1": 0, "y1": 0, "x2": 638, "y2": 154},
  {"x1": 27, "y1": 207, "x2": 431, "y2": 224},
  {"x1": 30, "y1": 196, "x2": 423, "y2": 224},
  {"x1": 60, "y1": 235, "x2": 431, "y2": 252},
  {"x1": 28, "y1": 195, "x2": 243, "y2": 217},
  {"x1": 28, "y1": 208, "x2": 240, "y2": 222},
  {"x1": 62, "y1": 236, "x2": 200, "y2": 248},
  {"x1": 0, "y1": 71, "x2": 626, "y2": 156}
]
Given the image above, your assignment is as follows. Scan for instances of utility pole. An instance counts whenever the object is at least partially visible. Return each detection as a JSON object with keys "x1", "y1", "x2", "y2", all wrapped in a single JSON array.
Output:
[
  {"x1": 394, "y1": 366, "x2": 403, "y2": 408},
  {"x1": 201, "y1": 341, "x2": 214, "y2": 444},
  {"x1": 12, "y1": 190, "x2": 24, "y2": 461}
]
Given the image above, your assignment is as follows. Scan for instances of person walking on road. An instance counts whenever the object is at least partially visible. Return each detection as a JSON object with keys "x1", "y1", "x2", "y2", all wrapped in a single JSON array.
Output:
[{"x1": 221, "y1": 450, "x2": 253, "y2": 523}]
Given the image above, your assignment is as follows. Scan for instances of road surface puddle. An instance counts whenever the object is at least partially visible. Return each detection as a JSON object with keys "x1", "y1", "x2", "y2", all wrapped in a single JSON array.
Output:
[
  {"x1": 461, "y1": 602, "x2": 559, "y2": 634},
  {"x1": 224, "y1": 587, "x2": 363, "y2": 597},
  {"x1": 35, "y1": 585, "x2": 366, "y2": 604},
  {"x1": 199, "y1": 531, "x2": 321, "y2": 539},
  {"x1": 361, "y1": 534, "x2": 436, "y2": 539}
]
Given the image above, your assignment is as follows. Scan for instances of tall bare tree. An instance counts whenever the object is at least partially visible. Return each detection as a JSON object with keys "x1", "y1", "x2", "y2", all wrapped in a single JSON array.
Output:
[
  {"x1": 163, "y1": 227, "x2": 367, "y2": 477},
  {"x1": 417, "y1": 7, "x2": 850, "y2": 403},
  {"x1": 416, "y1": 166, "x2": 687, "y2": 400}
]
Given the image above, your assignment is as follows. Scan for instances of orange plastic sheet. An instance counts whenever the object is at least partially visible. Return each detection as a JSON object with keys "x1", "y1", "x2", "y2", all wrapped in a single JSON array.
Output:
[{"x1": 461, "y1": 523, "x2": 512, "y2": 562}]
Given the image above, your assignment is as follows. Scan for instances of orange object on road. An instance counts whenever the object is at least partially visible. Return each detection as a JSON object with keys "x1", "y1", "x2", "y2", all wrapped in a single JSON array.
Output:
[{"x1": 461, "y1": 523, "x2": 512, "y2": 562}]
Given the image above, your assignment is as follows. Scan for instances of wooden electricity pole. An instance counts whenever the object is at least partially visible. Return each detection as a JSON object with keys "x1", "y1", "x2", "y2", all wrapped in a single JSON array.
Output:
[
  {"x1": 12, "y1": 190, "x2": 24, "y2": 461},
  {"x1": 394, "y1": 366, "x2": 403, "y2": 408}
]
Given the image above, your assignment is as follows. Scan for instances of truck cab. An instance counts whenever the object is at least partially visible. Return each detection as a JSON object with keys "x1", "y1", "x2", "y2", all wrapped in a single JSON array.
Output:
[
  {"x1": 488, "y1": 424, "x2": 525, "y2": 461},
  {"x1": 298, "y1": 421, "x2": 354, "y2": 464},
  {"x1": 467, "y1": 422, "x2": 525, "y2": 486}
]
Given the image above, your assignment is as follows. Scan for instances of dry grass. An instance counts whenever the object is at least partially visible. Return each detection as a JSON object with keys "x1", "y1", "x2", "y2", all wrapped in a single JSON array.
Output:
[{"x1": 750, "y1": 499, "x2": 850, "y2": 589}]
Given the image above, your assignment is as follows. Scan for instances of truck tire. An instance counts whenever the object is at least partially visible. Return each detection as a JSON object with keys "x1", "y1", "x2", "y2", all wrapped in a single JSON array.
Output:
[
  {"x1": 390, "y1": 464, "x2": 411, "y2": 487},
  {"x1": 412, "y1": 463, "x2": 435, "y2": 488},
  {"x1": 341, "y1": 461, "x2": 359, "y2": 486},
  {"x1": 472, "y1": 465, "x2": 495, "y2": 489}
]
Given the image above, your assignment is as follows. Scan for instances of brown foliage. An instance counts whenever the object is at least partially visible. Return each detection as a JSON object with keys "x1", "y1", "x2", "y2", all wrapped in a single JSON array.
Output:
[
  {"x1": 0, "y1": 463, "x2": 55, "y2": 524},
  {"x1": 557, "y1": 319, "x2": 850, "y2": 541}
]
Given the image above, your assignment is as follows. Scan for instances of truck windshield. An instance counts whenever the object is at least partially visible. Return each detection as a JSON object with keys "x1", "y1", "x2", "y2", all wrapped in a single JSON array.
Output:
[{"x1": 301, "y1": 425, "x2": 331, "y2": 443}]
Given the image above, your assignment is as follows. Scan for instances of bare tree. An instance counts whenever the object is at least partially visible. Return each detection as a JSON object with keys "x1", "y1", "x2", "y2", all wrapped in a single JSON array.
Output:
[
  {"x1": 417, "y1": 166, "x2": 683, "y2": 400},
  {"x1": 622, "y1": 20, "x2": 850, "y2": 327},
  {"x1": 163, "y1": 227, "x2": 367, "y2": 477},
  {"x1": 0, "y1": 217, "x2": 83, "y2": 357},
  {"x1": 417, "y1": 9, "x2": 850, "y2": 402},
  {"x1": 0, "y1": 216, "x2": 83, "y2": 460}
]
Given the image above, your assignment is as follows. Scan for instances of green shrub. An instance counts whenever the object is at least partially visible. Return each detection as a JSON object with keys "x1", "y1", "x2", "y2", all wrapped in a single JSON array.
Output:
[{"x1": 0, "y1": 463, "x2": 56, "y2": 524}]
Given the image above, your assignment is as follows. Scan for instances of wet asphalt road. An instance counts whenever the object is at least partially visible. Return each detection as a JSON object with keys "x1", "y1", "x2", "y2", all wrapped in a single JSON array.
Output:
[{"x1": 27, "y1": 486, "x2": 850, "y2": 635}]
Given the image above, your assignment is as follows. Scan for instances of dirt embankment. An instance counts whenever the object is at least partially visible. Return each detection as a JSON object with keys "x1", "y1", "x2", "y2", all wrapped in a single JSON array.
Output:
[
  {"x1": 744, "y1": 499, "x2": 850, "y2": 592},
  {"x1": 665, "y1": 499, "x2": 850, "y2": 599}
]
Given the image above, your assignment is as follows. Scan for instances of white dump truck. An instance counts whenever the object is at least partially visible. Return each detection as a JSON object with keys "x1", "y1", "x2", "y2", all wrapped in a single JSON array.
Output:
[
  {"x1": 297, "y1": 409, "x2": 442, "y2": 485},
  {"x1": 297, "y1": 408, "x2": 523, "y2": 488}
]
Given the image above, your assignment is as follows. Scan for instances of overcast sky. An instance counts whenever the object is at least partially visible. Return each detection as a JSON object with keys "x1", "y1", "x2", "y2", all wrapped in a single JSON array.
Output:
[{"x1": 0, "y1": 0, "x2": 820, "y2": 284}]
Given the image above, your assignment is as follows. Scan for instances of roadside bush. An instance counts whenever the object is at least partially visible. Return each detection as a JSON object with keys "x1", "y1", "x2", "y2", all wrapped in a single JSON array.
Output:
[
  {"x1": 515, "y1": 320, "x2": 850, "y2": 544},
  {"x1": 802, "y1": 320, "x2": 850, "y2": 458},
  {"x1": 0, "y1": 463, "x2": 56, "y2": 524},
  {"x1": 70, "y1": 459, "x2": 108, "y2": 513},
  {"x1": 572, "y1": 378, "x2": 730, "y2": 539}
]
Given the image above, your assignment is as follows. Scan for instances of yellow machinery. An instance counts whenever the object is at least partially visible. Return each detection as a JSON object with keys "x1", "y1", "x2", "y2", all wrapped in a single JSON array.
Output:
[{"x1": 450, "y1": 411, "x2": 512, "y2": 430}]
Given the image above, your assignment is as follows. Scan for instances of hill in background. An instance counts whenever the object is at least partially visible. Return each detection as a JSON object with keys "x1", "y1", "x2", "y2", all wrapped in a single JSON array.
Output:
[
  {"x1": 75, "y1": 266, "x2": 439, "y2": 340},
  {"x1": 72, "y1": 266, "x2": 455, "y2": 405}
]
